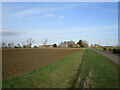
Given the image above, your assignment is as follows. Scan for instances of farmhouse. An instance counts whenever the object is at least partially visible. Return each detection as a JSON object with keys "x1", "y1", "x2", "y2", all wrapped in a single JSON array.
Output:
[
  {"x1": 94, "y1": 44, "x2": 100, "y2": 48},
  {"x1": 73, "y1": 44, "x2": 80, "y2": 47},
  {"x1": 39, "y1": 45, "x2": 53, "y2": 48}
]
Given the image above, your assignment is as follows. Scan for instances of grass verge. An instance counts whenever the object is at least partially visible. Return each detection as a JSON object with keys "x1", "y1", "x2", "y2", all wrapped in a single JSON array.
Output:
[
  {"x1": 95, "y1": 47, "x2": 120, "y2": 56},
  {"x1": 3, "y1": 49, "x2": 85, "y2": 88},
  {"x1": 75, "y1": 49, "x2": 119, "y2": 88}
]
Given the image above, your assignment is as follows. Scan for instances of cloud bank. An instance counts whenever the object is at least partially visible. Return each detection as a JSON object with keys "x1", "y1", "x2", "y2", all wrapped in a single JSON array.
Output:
[{"x1": 0, "y1": 30, "x2": 21, "y2": 36}]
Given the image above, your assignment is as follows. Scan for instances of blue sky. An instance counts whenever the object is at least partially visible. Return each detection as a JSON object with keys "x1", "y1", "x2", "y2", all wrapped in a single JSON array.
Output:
[{"x1": 1, "y1": 2, "x2": 118, "y2": 46}]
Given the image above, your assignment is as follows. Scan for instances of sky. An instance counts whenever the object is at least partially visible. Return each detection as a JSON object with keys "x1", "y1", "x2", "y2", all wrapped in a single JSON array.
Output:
[{"x1": 1, "y1": 2, "x2": 118, "y2": 46}]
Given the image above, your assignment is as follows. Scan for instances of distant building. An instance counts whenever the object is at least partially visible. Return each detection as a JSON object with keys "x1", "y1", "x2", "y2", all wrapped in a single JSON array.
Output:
[
  {"x1": 39, "y1": 45, "x2": 53, "y2": 48},
  {"x1": 94, "y1": 44, "x2": 100, "y2": 48},
  {"x1": 73, "y1": 44, "x2": 80, "y2": 47},
  {"x1": 46, "y1": 45, "x2": 53, "y2": 48}
]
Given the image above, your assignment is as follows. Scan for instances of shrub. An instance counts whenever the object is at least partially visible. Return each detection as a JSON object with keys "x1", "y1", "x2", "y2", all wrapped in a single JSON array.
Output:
[
  {"x1": 14, "y1": 46, "x2": 18, "y2": 48},
  {"x1": 53, "y1": 44, "x2": 57, "y2": 47},
  {"x1": 109, "y1": 48, "x2": 112, "y2": 51},
  {"x1": 113, "y1": 49, "x2": 120, "y2": 54},
  {"x1": 34, "y1": 46, "x2": 38, "y2": 48},
  {"x1": 103, "y1": 47, "x2": 107, "y2": 51}
]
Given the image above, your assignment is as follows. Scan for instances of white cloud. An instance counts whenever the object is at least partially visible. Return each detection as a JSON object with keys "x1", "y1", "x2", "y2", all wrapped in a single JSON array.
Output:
[
  {"x1": 7, "y1": 7, "x2": 61, "y2": 19},
  {"x1": 44, "y1": 14, "x2": 55, "y2": 17},
  {"x1": 4, "y1": 2, "x2": 117, "y2": 19},
  {"x1": 10, "y1": 8, "x2": 40, "y2": 19},
  {"x1": 2, "y1": 3, "x2": 88, "y2": 19},
  {"x1": 0, "y1": 30, "x2": 21, "y2": 36},
  {"x1": 58, "y1": 15, "x2": 65, "y2": 19}
]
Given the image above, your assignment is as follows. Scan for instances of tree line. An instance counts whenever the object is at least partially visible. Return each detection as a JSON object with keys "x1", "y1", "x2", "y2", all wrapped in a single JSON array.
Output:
[{"x1": 1, "y1": 38, "x2": 89, "y2": 48}]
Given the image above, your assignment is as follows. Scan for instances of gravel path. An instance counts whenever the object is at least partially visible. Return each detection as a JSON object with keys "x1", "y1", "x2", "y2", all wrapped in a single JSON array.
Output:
[{"x1": 92, "y1": 48, "x2": 120, "y2": 65}]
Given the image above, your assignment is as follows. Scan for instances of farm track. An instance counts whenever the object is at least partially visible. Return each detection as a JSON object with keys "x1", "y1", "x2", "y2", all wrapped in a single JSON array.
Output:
[
  {"x1": 92, "y1": 48, "x2": 120, "y2": 65},
  {"x1": 2, "y1": 48, "x2": 80, "y2": 79}
]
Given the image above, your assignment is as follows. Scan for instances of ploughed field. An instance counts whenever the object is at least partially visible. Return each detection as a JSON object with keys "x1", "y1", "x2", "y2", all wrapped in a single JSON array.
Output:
[{"x1": 2, "y1": 48, "x2": 79, "y2": 79}]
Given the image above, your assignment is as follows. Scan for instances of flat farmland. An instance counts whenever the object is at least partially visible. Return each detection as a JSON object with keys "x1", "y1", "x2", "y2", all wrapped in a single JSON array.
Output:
[{"x1": 2, "y1": 48, "x2": 79, "y2": 79}]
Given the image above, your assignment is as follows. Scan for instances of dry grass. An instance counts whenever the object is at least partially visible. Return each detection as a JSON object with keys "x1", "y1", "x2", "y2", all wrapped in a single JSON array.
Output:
[{"x1": 83, "y1": 72, "x2": 94, "y2": 88}]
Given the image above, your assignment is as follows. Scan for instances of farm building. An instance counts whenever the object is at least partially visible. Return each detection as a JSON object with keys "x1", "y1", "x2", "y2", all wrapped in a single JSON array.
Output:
[
  {"x1": 94, "y1": 44, "x2": 100, "y2": 48},
  {"x1": 39, "y1": 45, "x2": 53, "y2": 48},
  {"x1": 73, "y1": 44, "x2": 80, "y2": 47}
]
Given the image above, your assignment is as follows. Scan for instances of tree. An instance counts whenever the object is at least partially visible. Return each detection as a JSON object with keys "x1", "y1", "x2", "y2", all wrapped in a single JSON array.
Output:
[
  {"x1": 26, "y1": 38, "x2": 35, "y2": 48},
  {"x1": 82, "y1": 40, "x2": 88, "y2": 47},
  {"x1": 14, "y1": 46, "x2": 18, "y2": 48},
  {"x1": 58, "y1": 42, "x2": 68, "y2": 48},
  {"x1": 77, "y1": 40, "x2": 83, "y2": 47},
  {"x1": 2, "y1": 42, "x2": 7, "y2": 48},
  {"x1": 17, "y1": 44, "x2": 21, "y2": 48},
  {"x1": 65, "y1": 41, "x2": 75, "y2": 48},
  {"x1": 53, "y1": 44, "x2": 57, "y2": 47},
  {"x1": 58, "y1": 41, "x2": 75, "y2": 48},
  {"x1": 21, "y1": 41, "x2": 26, "y2": 48},
  {"x1": 23, "y1": 45, "x2": 26, "y2": 48},
  {"x1": 14, "y1": 44, "x2": 22, "y2": 48},
  {"x1": 34, "y1": 46, "x2": 38, "y2": 48},
  {"x1": 23, "y1": 45, "x2": 30, "y2": 48},
  {"x1": 8, "y1": 43, "x2": 14, "y2": 48},
  {"x1": 77, "y1": 40, "x2": 88, "y2": 47},
  {"x1": 43, "y1": 39, "x2": 48, "y2": 46}
]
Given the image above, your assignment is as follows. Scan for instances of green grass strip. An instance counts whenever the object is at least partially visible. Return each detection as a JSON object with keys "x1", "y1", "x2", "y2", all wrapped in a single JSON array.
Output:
[
  {"x1": 3, "y1": 49, "x2": 85, "y2": 88},
  {"x1": 75, "y1": 49, "x2": 119, "y2": 88}
]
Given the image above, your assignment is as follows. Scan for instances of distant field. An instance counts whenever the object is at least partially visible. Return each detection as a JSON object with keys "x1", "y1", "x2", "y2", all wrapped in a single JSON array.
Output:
[{"x1": 2, "y1": 48, "x2": 80, "y2": 78}]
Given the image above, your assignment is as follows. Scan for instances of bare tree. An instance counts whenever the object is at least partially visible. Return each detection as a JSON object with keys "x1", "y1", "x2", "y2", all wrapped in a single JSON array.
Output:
[
  {"x1": 43, "y1": 39, "x2": 48, "y2": 46},
  {"x1": 58, "y1": 42, "x2": 68, "y2": 48},
  {"x1": 65, "y1": 41, "x2": 75, "y2": 48},
  {"x1": 58, "y1": 41, "x2": 75, "y2": 48},
  {"x1": 26, "y1": 38, "x2": 35, "y2": 48}
]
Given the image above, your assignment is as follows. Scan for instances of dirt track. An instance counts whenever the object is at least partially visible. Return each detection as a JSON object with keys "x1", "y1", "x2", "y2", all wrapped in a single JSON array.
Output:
[
  {"x1": 2, "y1": 48, "x2": 79, "y2": 79},
  {"x1": 92, "y1": 48, "x2": 120, "y2": 65}
]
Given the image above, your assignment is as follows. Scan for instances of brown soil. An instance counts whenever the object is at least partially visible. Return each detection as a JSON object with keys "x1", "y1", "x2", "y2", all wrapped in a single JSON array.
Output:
[{"x1": 2, "y1": 48, "x2": 79, "y2": 79}]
